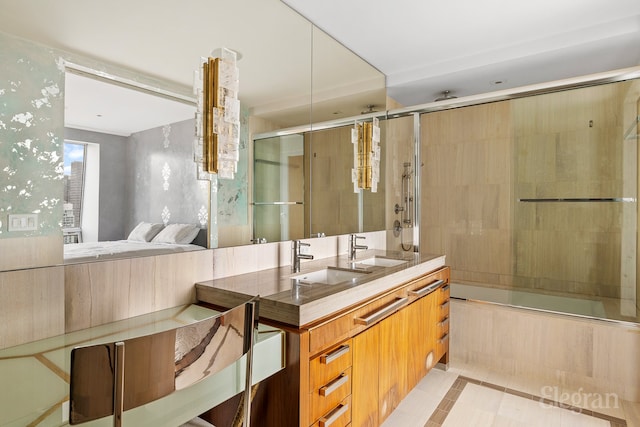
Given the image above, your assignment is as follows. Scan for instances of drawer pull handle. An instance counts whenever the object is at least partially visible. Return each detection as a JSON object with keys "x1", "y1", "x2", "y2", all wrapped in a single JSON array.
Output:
[
  {"x1": 438, "y1": 333, "x2": 449, "y2": 344},
  {"x1": 319, "y1": 373, "x2": 349, "y2": 397},
  {"x1": 320, "y1": 402, "x2": 349, "y2": 427},
  {"x1": 408, "y1": 279, "x2": 444, "y2": 297},
  {"x1": 438, "y1": 317, "x2": 450, "y2": 328},
  {"x1": 321, "y1": 345, "x2": 350, "y2": 365},
  {"x1": 355, "y1": 297, "x2": 408, "y2": 326},
  {"x1": 441, "y1": 284, "x2": 450, "y2": 292},
  {"x1": 440, "y1": 300, "x2": 450, "y2": 310}
]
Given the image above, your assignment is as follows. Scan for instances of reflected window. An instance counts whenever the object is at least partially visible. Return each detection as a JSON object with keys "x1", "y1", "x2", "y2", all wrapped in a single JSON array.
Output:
[
  {"x1": 63, "y1": 142, "x2": 86, "y2": 243},
  {"x1": 63, "y1": 141, "x2": 99, "y2": 244}
]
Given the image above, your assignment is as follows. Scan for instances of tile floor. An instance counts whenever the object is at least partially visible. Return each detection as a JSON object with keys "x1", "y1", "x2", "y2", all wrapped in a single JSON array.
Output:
[{"x1": 380, "y1": 363, "x2": 640, "y2": 427}]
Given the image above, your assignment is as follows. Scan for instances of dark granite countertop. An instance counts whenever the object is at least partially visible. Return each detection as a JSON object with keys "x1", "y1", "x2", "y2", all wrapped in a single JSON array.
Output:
[{"x1": 196, "y1": 250, "x2": 446, "y2": 327}]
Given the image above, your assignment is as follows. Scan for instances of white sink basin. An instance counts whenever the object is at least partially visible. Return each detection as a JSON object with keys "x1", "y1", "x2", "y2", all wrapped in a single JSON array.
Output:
[
  {"x1": 291, "y1": 268, "x2": 369, "y2": 285},
  {"x1": 355, "y1": 257, "x2": 408, "y2": 267}
]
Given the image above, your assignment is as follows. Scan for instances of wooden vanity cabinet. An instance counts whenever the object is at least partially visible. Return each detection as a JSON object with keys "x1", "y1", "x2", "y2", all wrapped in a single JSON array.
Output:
[
  {"x1": 350, "y1": 270, "x2": 448, "y2": 427},
  {"x1": 198, "y1": 266, "x2": 449, "y2": 427}
]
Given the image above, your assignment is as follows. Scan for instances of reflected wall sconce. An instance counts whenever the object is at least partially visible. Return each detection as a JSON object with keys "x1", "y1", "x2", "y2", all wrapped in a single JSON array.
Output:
[
  {"x1": 351, "y1": 117, "x2": 381, "y2": 192},
  {"x1": 194, "y1": 48, "x2": 240, "y2": 180}
]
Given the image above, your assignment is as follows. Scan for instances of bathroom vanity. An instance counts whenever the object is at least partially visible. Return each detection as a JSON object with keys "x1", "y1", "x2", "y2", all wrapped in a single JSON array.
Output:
[{"x1": 196, "y1": 251, "x2": 450, "y2": 427}]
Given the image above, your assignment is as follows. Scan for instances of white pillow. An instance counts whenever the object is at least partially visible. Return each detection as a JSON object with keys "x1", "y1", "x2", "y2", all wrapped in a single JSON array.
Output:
[
  {"x1": 127, "y1": 222, "x2": 164, "y2": 242},
  {"x1": 151, "y1": 223, "x2": 200, "y2": 244}
]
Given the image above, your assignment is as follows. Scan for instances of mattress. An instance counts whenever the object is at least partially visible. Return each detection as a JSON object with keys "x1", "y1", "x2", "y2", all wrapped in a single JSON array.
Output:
[{"x1": 64, "y1": 240, "x2": 203, "y2": 263}]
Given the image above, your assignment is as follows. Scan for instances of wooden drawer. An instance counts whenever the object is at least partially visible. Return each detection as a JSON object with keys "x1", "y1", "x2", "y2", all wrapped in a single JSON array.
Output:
[
  {"x1": 311, "y1": 395, "x2": 351, "y2": 427},
  {"x1": 311, "y1": 367, "x2": 352, "y2": 423},
  {"x1": 438, "y1": 297, "x2": 450, "y2": 320},
  {"x1": 310, "y1": 340, "x2": 352, "y2": 392},
  {"x1": 436, "y1": 330, "x2": 449, "y2": 361},
  {"x1": 437, "y1": 316, "x2": 450, "y2": 338},
  {"x1": 439, "y1": 281, "x2": 450, "y2": 301},
  {"x1": 309, "y1": 287, "x2": 407, "y2": 355},
  {"x1": 308, "y1": 267, "x2": 451, "y2": 355},
  {"x1": 405, "y1": 276, "x2": 437, "y2": 297}
]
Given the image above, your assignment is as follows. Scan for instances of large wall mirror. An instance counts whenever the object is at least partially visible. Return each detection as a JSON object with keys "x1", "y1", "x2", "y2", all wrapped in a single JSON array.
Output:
[
  {"x1": 252, "y1": 120, "x2": 387, "y2": 244},
  {"x1": 62, "y1": 69, "x2": 206, "y2": 263},
  {"x1": 0, "y1": 0, "x2": 387, "y2": 272}
]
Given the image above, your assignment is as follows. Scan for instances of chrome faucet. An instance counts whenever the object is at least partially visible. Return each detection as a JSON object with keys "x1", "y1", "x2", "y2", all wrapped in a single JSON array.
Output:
[
  {"x1": 292, "y1": 240, "x2": 313, "y2": 273},
  {"x1": 349, "y1": 234, "x2": 368, "y2": 261}
]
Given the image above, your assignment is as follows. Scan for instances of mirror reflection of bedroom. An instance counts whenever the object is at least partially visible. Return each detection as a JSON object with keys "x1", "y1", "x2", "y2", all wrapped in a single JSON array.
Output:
[{"x1": 63, "y1": 69, "x2": 207, "y2": 263}]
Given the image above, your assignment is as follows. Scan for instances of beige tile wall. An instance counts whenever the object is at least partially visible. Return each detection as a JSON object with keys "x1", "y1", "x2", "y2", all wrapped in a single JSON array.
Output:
[
  {"x1": 511, "y1": 82, "x2": 637, "y2": 299},
  {"x1": 0, "y1": 266, "x2": 64, "y2": 349},
  {"x1": 383, "y1": 115, "x2": 416, "y2": 251},
  {"x1": 420, "y1": 101, "x2": 513, "y2": 285},
  {"x1": 421, "y1": 80, "x2": 639, "y2": 301},
  {"x1": 211, "y1": 230, "x2": 387, "y2": 279},
  {"x1": 450, "y1": 299, "x2": 640, "y2": 402},
  {"x1": 0, "y1": 235, "x2": 62, "y2": 272},
  {"x1": 305, "y1": 126, "x2": 360, "y2": 237},
  {"x1": 64, "y1": 249, "x2": 214, "y2": 332}
]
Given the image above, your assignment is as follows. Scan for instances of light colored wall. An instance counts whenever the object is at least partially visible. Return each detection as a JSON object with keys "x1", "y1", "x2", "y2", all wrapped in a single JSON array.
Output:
[
  {"x1": 0, "y1": 266, "x2": 65, "y2": 349},
  {"x1": 64, "y1": 249, "x2": 214, "y2": 332},
  {"x1": 421, "y1": 81, "x2": 639, "y2": 303},
  {"x1": 65, "y1": 128, "x2": 129, "y2": 241},
  {"x1": 421, "y1": 101, "x2": 513, "y2": 285},
  {"x1": 511, "y1": 82, "x2": 638, "y2": 299},
  {"x1": 0, "y1": 31, "x2": 66, "y2": 349},
  {"x1": 451, "y1": 299, "x2": 640, "y2": 402},
  {"x1": 0, "y1": 31, "x2": 64, "y2": 271},
  {"x1": 305, "y1": 126, "x2": 360, "y2": 237},
  {"x1": 383, "y1": 115, "x2": 415, "y2": 251},
  {"x1": 127, "y1": 118, "x2": 209, "y2": 235},
  {"x1": 211, "y1": 230, "x2": 387, "y2": 279}
]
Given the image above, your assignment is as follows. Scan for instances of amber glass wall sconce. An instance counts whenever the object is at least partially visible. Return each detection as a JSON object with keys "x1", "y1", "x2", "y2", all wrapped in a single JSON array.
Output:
[
  {"x1": 194, "y1": 48, "x2": 240, "y2": 180},
  {"x1": 351, "y1": 117, "x2": 381, "y2": 192}
]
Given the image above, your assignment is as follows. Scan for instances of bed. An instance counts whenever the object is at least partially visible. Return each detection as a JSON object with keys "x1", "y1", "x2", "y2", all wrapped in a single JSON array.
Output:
[
  {"x1": 63, "y1": 222, "x2": 208, "y2": 263},
  {"x1": 64, "y1": 239, "x2": 204, "y2": 263}
]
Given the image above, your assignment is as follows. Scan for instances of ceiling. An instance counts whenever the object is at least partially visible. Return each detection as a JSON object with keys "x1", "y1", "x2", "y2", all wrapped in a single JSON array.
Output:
[
  {"x1": 284, "y1": 0, "x2": 640, "y2": 106},
  {"x1": 0, "y1": 0, "x2": 383, "y2": 134},
  {"x1": 64, "y1": 72, "x2": 196, "y2": 136},
  {"x1": 1, "y1": 0, "x2": 639, "y2": 135}
]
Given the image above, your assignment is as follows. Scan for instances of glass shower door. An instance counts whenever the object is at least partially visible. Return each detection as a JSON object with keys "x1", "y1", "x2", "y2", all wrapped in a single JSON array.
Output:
[{"x1": 253, "y1": 134, "x2": 305, "y2": 243}]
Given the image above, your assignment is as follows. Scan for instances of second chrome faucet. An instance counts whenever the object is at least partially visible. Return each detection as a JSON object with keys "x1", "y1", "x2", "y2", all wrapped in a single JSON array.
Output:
[
  {"x1": 292, "y1": 240, "x2": 314, "y2": 273},
  {"x1": 349, "y1": 234, "x2": 368, "y2": 261}
]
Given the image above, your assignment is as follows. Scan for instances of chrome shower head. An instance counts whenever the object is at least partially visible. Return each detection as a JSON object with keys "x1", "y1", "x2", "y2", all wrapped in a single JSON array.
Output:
[{"x1": 434, "y1": 90, "x2": 457, "y2": 102}]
